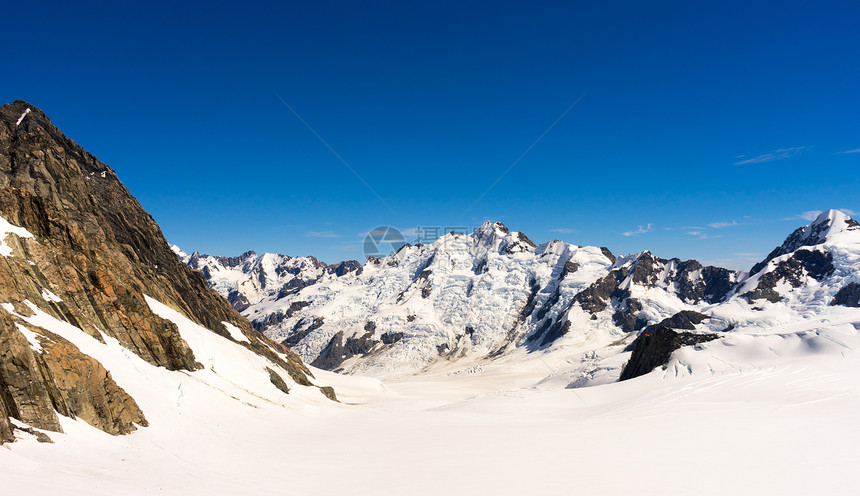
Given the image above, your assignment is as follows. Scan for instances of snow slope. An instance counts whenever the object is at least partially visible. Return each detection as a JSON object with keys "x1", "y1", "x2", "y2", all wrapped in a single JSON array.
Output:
[{"x1": 2, "y1": 299, "x2": 859, "y2": 495}]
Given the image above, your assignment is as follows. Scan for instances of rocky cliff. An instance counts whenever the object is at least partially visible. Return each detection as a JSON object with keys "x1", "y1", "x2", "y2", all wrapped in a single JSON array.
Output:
[{"x1": 0, "y1": 100, "x2": 319, "y2": 444}]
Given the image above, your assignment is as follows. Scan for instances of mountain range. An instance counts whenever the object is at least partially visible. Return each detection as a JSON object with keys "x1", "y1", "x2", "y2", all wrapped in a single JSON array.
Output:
[{"x1": 177, "y1": 207, "x2": 860, "y2": 381}]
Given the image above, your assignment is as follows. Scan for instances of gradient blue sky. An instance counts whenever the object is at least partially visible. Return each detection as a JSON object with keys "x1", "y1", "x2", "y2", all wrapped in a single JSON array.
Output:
[{"x1": 5, "y1": 1, "x2": 859, "y2": 269}]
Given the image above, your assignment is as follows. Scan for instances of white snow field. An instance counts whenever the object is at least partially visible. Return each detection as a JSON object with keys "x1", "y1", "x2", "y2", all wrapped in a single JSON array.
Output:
[{"x1": 2, "y1": 295, "x2": 860, "y2": 495}]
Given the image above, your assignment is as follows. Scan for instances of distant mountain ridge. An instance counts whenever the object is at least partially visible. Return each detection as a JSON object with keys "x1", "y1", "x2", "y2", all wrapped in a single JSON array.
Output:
[
  {"x1": 181, "y1": 210, "x2": 860, "y2": 378},
  {"x1": 171, "y1": 246, "x2": 361, "y2": 312}
]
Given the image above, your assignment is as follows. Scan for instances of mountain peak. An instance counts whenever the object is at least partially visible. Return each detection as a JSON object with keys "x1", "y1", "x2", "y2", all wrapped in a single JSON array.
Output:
[
  {"x1": 1, "y1": 100, "x2": 49, "y2": 129},
  {"x1": 474, "y1": 220, "x2": 509, "y2": 236},
  {"x1": 811, "y1": 209, "x2": 858, "y2": 231},
  {"x1": 750, "y1": 209, "x2": 859, "y2": 275}
]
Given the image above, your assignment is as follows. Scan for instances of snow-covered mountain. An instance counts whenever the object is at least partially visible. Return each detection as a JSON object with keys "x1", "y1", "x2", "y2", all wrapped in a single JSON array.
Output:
[
  {"x1": 181, "y1": 221, "x2": 742, "y2": 375},
  {"x1": 180, "y1": 210, "x2": 860, "y2": 380},
  {"x1": 171, "y1": 247, "x2": 361, "y2": 312}
]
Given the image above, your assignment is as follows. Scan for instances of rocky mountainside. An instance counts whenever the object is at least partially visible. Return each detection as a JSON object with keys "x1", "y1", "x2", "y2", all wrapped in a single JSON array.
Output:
[
  {"x1": 172, "y1": 246, "x2": 360, "y2": 312},
  {"x1": 0, "y1": 100, "x2": 330, "y2": 445},
  {"x1": 183, "y1": 210, "x2": 860, "y2": 379}
]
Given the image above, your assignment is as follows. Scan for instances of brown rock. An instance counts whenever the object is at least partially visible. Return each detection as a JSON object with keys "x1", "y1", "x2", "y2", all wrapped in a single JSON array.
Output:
[
  {"x1": 0, "y1": 311, "x2": 63, "y2": 432},
  {"x1": 0, "y1": 100, "x2": 324, "y2": 443}
]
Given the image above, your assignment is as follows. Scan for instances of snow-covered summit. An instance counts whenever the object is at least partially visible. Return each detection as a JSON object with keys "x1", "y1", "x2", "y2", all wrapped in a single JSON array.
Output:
[
  {"x1": 736, "y1": 209, "x2": 860, "y2": 307},
  {"x1": 750, "y1": 209, "x2": 859, "y2": 275}
]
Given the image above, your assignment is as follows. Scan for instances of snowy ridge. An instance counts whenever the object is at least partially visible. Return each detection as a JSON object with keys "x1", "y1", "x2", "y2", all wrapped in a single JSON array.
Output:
[{"x1": 178, "y1": 248, "x2": 359, "y2": 312}]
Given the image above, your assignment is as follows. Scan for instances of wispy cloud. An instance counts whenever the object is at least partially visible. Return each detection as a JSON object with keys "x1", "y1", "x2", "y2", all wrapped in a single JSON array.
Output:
[
  {"x1": 686, "y1": 231, "x2": 721, "y2": 240},
  {"x1": 707, "y1": 219, "x2": 747, "y2": 229},
  {"x1": 783, "y1": 208, "x2": 859, "y2": 222},
  {"x1": 622, "y1": 223, "x2": 654, "y2": 237},
  {"x1": 306, "y1": 231, "x2": 342, "y2": 238},
  {"x1": 549, "y1": 228, "x2": 575, "y2": 234},
  {"x1": 836, "y1": 148, "x2": 860, "y2": 155},
  {"x1": 734, "y1": 147, "x2": 808, "y2": 165},
  {"x1": 782, "y1": 210, "x2": 822, "y2": 221}
]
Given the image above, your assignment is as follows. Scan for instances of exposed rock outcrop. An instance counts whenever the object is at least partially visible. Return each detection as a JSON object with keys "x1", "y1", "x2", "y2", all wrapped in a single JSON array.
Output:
[
  {"x1": 744, "y1": 249, "x2": 834, "y2": 303},
  {"x1": 831, "y1": 282, "x2": 860, "y2": 308},
  {"x1": 0, "y1": 100, "x2": 319, "y2": 443},
  {"x1": 619, "y1": 325, "x2": 719, "y2": 381}
]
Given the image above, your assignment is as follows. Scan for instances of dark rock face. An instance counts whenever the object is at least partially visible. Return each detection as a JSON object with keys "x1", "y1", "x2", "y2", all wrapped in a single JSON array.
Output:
[
  {"x1": 673, "y1": 262, "x2": 737, "y2": 304},
  {"x1": 574, "y1": 272, "x2": 624, "y2": 314},
  {"x1": 619, "y1": 325, "x2": 719, "y2": 381},
  {"x1": 280, "y1": 315, "x2": 323, "y2": 347},
  {"x1": 254, "y1": 301, "x2": 311, "y2": 332},
  {"x1": 381, "y1": 332, "x2": 404, "y2": 345},
  {"x1": 831, "y1": 283, "x2": 860, "y2": 308},
  {"x1": 227, "y1": 290, "x2": 252, "y2": 312},
  {"x1": 0, "y1": 100, "x2": 320, "y2": 442},
  {"x1": 326, "y1": 260, "x2": 362, "y2": 277},
  {"x1": 653, "y1": 310, "x2": 709, "y2": 331},
  {"x1": 541, "y1": 319, "x2": 571, "y2": 347},
  {"x1": 600, "y1": 247, "x2": 616, "y2": 264},
  {"x1": 627, "y1": 253, "x2": 738, "y2": 304},
  {"x1": 311, "y1": 325, "x2": 381, "y2": 371},
  {"x1": 745, "y1": 249, "x2": 834, "y2": 303},
  {"x1": 523, "y1": 244, "x2": 735, "y2": 350},
  {"x1": 266, "y1": 367, "x2": 290, "y2": 395},
  {"x1": 561, "y1": 260, "x2": 579, "y2": 279},
  {"x1": 612, "y1": 298, "x2": 647, "y2": 333}
]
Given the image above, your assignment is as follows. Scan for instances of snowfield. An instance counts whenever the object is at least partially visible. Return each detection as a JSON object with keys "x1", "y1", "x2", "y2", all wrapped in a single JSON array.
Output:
[{"x1": 2, "y1": 301, "x2": 860, "y2": 495}]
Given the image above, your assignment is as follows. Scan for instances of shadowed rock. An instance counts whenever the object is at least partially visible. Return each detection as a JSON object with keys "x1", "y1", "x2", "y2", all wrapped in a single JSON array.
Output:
[
  {"x1": 744, "y1": 249, "x2": 834, "y2": 303},
  {"x1": 619, "y1": 325, "x2": 719, "y2": 381},
  {"x1": 831, "y1": 282, "x2": 860, "y2": 307}
]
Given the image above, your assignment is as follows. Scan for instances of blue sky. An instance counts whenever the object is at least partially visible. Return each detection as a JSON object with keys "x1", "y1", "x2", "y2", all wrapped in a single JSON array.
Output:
[{"x1": 4, "y1": 1, "x2": 859, "y2": 269}]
